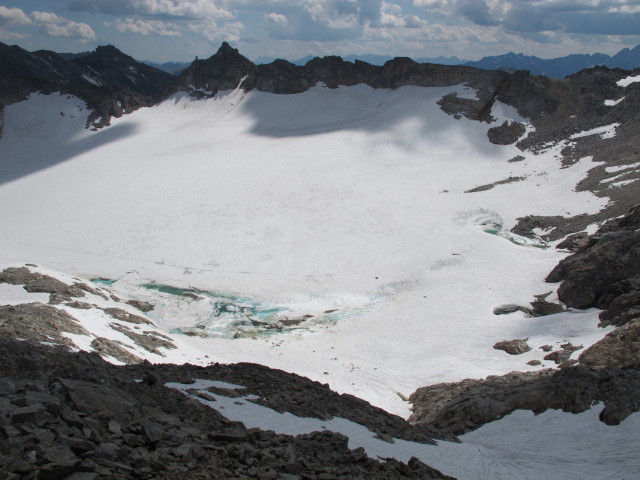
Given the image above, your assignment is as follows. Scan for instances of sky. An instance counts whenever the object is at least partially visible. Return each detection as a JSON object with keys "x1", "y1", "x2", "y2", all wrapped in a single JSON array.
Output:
[{"x1": 0, "y1": 1, "x2": 639, "y2": 63}]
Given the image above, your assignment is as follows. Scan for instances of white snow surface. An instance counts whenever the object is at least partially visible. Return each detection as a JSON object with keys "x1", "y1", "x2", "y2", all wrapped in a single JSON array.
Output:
[
  {"x1": 604, "y1": 97, "x2": 625, "y2": 106},
  {"x1": 605, "y1": 161, "x2": 640, "y2": 173},
  {"x1": 569, "y1": 123, "x2": 620, "y2": 140},
  {"x1": 0, "y1": 86, "x2": 612, "y2": 421},
  {"x1": 617, "y1": 74, "x2": 640, "y2": 87},
  {"x1": 169, "y1": 379, "x2": 640, "y2": 480},
  {"x1": 0, "y1": 283, "x2": 49, "y2": 305}
]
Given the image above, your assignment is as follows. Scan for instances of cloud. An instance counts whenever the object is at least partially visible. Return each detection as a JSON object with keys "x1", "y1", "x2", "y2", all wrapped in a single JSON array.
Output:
[
  {"x1": 502, "y1": 1, "x2": 640, "y2": 35},
  {"x1": 188, "y1": 21, "x2": 244, "y2": 43},
  {"x1": 67, "y1": 0, "x2": 233, "y2": 19},
  {"x1": 0, "y1": 6, "x2": 96, "y2": 41},
  {"x1": 0, "y1": 6, "x2": 32, "y2": 26},
  {"x1": 411, "y1": 0, "x2": 640, "y2": 36},
  {"x1": 114, "y1": 18, "x2": 181, "y2": 36},
  {"x1": 39, "y1": 21, "x2": 96, "y2": 40},
  {"x1": 265, "y1": 12, "x2": 287, "y2": 24},
  {"x1": 29, "y1": 11, "x2": 66, "y2": 24},
  {"x1": 0, "y1": 28, "x2": 29, "y2": 40},
  {"x1": 261, "y1": 0, "x2": 387, "y2": 41}
]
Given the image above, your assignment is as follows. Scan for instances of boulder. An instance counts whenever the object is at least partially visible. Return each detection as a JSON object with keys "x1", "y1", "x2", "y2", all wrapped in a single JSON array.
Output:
[{"x1": 493, "y1": 339, "x2": 532, "y2": 355}]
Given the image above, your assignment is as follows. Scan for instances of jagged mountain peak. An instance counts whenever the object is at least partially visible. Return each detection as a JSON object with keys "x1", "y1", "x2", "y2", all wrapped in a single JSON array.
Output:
[
  {"x1": 216, "y1": 41, "x2": 239, "y2": 56},
  {"x1": 200, "y1": 40, "x2": 253, "y2": 67},
  {"x1": 72, "y1": 44, "x2": 140, "y2": 68}
]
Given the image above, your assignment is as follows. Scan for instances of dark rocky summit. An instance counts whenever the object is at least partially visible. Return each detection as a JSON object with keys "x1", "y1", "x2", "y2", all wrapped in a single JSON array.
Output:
[
  {"x1": 0, "y1": 41, "x2": 173, "y2": 130},
  {"x1": 170, "y1": 42, "x2": 507, "y2": 99},
  {"x1": 0, "y1": 339, "x2": 453, "y2": 480}
]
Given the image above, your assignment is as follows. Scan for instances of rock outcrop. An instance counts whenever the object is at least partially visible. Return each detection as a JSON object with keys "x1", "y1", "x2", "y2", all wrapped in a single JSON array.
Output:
[
  {"x1": 546, "y1": 205, "x2": 640, "y2": 314},
  {"x1": 544, "y1": 204, "x2": 640, "y2": 367},
  {"x1": 0, "y1": 339, "x2": 453, "y2": 479},
  {"x1": 409, "y1": 366, "x2": 640, "y2": 436},
  {"x1": 0, "y1": 41, "x2": 173, "y2": 131}
]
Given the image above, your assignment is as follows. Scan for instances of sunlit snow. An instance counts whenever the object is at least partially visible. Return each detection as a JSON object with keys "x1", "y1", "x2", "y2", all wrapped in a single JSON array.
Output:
[
  {"x1": 0, "y1": 85, "x2": 610, "y2": 419},
  {"x1": 617, "y1": 74, "x2": 640, "y2": 87}
]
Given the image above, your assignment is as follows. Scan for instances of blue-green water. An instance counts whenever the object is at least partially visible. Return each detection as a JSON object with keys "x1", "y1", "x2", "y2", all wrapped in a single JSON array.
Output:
[{"x1": 91, "y1": 277, "x2": 117, "y2": 286}]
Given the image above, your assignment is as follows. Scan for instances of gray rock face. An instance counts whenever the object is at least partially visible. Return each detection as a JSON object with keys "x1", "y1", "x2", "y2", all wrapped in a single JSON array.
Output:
[
  {"x1": 487, "y1": 121, "x2": 526, "y2": 145},
  {"x1": 409, "y1": 366, "x2": 640, "y2": 436},
  {"x1": 542, "y1": 204, "x2": 640, "y2": 367},
  {"x1": 171, "y1": 43, "x2": 507, "y2": 109},
  {"x1": 579, "y1": 319, "x2": 640, "y2": 368},
  {"x1": 0, "y1": 41, "x2": 173, "y2": 132},
  {"x1": 0, "y1": 267, "x2": 85, "y2": 301},
  {"x1": 546, "y1": 230, "x2": 640, "y2": 309},
  {"x1": 0, "y1": 303, "x2": 89, "y2": 349}
]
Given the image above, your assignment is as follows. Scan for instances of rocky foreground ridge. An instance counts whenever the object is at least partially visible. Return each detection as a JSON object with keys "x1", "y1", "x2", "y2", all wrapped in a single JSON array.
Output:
[{"x1": 0, "y1": 339, "x2": 453, "y2": 480}]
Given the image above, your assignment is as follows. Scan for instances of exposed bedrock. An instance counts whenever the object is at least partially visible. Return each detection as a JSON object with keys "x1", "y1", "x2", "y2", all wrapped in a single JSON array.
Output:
[
  {"x1": 546, "y1": 205, "x2": 640, "y2": 314},
  {"x1": 409, "y1": 366, "x2": 640, "y2": 436},
  {"x1": 172, "y1": 42, "x2": 508, "y2": 97},
  {"x1": 486, "y1": 120, "x2": 526, "y2": 145},
  {"x1": 0, "y1": 339, "x2": 454, "y2": 479},
  {"x1": 546, "y1": 230, "x2": 640, "y2": 309},
  {"x1": 542, "y1": 204, "x2": 640, "y2": 368}
]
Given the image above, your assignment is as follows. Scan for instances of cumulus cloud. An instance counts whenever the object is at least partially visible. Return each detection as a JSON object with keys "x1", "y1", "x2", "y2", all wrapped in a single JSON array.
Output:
[
  {"x1": 0, "y1": 6, "x2": 32, "y2": 26},
  {"x1": 39, "y1": 21, "x2": 96, "y2": 40},
  {"x1": 29, "y1": 11, "x2": 66, "y2": 24},
  {"x1": 412, "y1": 0, "x2": 640, "y2": 35},
  {"x1": 188, "y1": 21, "x2": 243, "y2": 43},
  {"x1": 0, "y1": 29, "x2": 29, "y2": 40},
  {"x1": 261, "y1": 0, "x2": 387, "y2": 41},
  {"x1": 265, "y1": 12, "x2": 287, "y2": 24},
  {"x1": 115, "y1": 18, "x2": 181, "y2": 36},
  {"x1": 67, "y1": 0, "x2": 232, "y2": 19},
  {"x1": 0, "y1": 6, "x2": 96, "y2": 40}
]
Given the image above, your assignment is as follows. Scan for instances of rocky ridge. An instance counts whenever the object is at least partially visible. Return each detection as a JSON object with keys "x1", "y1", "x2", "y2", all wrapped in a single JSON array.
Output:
[
  {"x1": 0, "y1": 339, "x2": 453, "y2": 480},
  {"x1": 0, "y1": 42, "x2": 173, "y2": 130},
  {"x1": 408, "y1": 366, "x2": 640, "y2": 436},
  {"x1": 170, "y1": 43, "x2": 640, "y2": 232}
]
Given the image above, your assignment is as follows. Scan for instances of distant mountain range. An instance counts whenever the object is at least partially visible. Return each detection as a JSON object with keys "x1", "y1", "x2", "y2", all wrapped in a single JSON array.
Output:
[
  {"x1": 463, "y1": 44, "x2": 640, "y2": 78},
  {"x1": 254, "y1": 53, "x2": 464, "y2": 67},
  {"x1": 144, "y1": 54, "x2": 463, "y2": 75},
  {"x1": 145, "y1": 44, "x2": 640, "y2": 78}
]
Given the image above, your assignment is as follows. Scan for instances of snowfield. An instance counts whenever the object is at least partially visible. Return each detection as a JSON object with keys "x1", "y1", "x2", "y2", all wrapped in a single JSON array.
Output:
[
  {"x1": 0, "y1": 86, "x2": 611, "y2": 415},
  {"x1": 0, "y1": 84, "x2": 630, "y2": 478}
]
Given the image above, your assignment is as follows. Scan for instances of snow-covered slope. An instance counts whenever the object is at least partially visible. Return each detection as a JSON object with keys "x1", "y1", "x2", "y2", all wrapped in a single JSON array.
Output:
[
  {"x1": 170, "y1": 378, "x2": 640, "y2": 480},
  {"x1": 0, "y1": 84, "x2": 611, "y2": 421}
]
